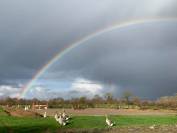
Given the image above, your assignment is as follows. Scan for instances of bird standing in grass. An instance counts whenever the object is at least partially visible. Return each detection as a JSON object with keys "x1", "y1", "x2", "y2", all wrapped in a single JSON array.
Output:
[
  {"x1": 58, "y1": 113, "x2": 66, "y2": 126},
  {"x1": 149, "y1": 124, "x2": 156, "y2": 129},
  {"x1": 62, "y1": 109, "x2": 70, "y2": 121},
  {"x1": 24, "y1": 106, "x2": 28, "y2": 111},
  {"x1": 105, "y1": 115, "x2": 114, "y2": 127},
  {"x1": 54, "y1": 112, "x2": 67, "y2": 126},
  {"x1": 43, "y1": 111, "x2": 47, "y2": 118},
  {"x1": 54, "y1": 113, "x2": 58, "y2": 121}
]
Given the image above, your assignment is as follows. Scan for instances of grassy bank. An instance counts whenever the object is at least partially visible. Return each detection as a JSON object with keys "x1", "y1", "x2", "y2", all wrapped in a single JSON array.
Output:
[
  {"x1": 0, "y1": 115, "x2": 176, "y2": 132},
  {"x1": 0, "y1": 116, "x2": 58, "y2": 133},
  {"x1": 62, "y1": 115, "x2": 177, "y2": 129}
]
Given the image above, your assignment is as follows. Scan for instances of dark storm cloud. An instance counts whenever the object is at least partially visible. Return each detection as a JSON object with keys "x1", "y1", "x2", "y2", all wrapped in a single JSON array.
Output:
[
  {"x1": 0, "y1": 0, "x2": 177, "y2": 98},
  {"x1": 49, "y1": 21, "x2": 177, "y2": 99}
]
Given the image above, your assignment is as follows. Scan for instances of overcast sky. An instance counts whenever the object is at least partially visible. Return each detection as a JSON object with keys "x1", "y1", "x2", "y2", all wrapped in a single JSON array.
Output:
[{"x1": 0, "y1": 0, "x2": 177, "y2": 99}]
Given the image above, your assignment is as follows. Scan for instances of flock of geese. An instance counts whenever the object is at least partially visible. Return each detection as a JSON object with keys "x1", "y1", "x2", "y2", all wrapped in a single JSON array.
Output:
[
  {"x1": 43, "y1": 110, "x2": 159, "y2": 129},
  {"x1": 54, "y1": 110, "x2": 70, "y2": 126},
  {"x1": 23, "y1": 106, "x2": 166, "y2": 129},
  {"x1": 39, "y1": 109, "x2": 164, "y2": 129},
  {"x1": 23, "y1": 106, "x2": 162, "y2": 129},
  {"x1": 43, "y1": 109, "x2": 114, "y2": 127}
]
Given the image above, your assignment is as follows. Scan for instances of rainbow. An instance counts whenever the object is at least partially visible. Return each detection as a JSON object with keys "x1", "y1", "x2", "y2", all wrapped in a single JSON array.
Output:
[{"x1": 17, "y1": 17, "x2": 177, "y2": 99}]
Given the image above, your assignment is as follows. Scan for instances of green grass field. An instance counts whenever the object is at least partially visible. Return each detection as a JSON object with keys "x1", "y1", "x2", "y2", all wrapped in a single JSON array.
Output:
[
  {"x1": 0, "y1": 115, "x2": 176, "y2": 133},
  {"x1": 0, "y1": 108, "x2": 176, "y2": 133}
]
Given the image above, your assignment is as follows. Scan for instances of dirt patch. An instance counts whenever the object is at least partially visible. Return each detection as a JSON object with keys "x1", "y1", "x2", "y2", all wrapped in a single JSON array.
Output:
[
  {"x1": 36, "y1": 108, "x2": 177, "y2": 116},
  {"x1": 56, "y1": 125, "x2": 177, "y2": 133},
  {"x1": 104, "y1": 125, "x2": 177, "y2": 133},
  {"x1": 4, "y1": 108, "x2": 42, "y2": 118}
]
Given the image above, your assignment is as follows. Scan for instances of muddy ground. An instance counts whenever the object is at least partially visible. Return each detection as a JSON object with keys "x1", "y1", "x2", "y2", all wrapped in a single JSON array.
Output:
[
  {"x1": 36, "y1": 108, "x2": 177, "y2": 116},
  {"x1": 57, "y1": 125, "x2": 177, "y2": 133}
]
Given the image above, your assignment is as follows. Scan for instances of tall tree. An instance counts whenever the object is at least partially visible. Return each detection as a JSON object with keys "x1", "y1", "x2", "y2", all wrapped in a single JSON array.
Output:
[
  {"x1": 122, "y1": 91, "x2": 133, "y2": 108},
  {"x1": 104, "y1": 92, "x2": 113, "y2": 104}
]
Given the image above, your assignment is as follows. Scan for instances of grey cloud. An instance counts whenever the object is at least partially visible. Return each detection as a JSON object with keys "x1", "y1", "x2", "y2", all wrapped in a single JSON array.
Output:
[
  {"x1": 47, "y1": 21, "x2": 177, "y2": 99},
  {"x1": 0, "y1": 1, "x2": 177, "y2": 99},
  {"x1": 0, "y1": 85, "x2": 20, "y2": 98}
]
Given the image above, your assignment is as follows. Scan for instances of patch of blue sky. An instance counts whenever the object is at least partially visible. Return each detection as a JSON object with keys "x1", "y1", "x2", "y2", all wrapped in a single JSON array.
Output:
[{"x1": 32, "y1": 79, "x2": 72, "y2": 91}]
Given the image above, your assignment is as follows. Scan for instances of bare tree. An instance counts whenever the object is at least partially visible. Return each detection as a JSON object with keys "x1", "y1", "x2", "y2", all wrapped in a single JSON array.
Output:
[
  {"x1": 122, "y1": 91, "x2": 133, "y2": 108},
  {"x1": 104, "y1": 93, "x2": 113, "y2": 104}
]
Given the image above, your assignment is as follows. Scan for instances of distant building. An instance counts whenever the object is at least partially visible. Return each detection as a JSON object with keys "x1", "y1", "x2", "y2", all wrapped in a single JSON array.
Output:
[{"x1": 32, "y1": 102, "x2": 48, "y2": 110}]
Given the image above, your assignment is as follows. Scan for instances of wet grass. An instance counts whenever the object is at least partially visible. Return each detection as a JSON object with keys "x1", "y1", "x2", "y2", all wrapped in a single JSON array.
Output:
[
  {"x1": 0, "y1": 107, "x2": 176, "y2": 133},
  {"x1": 63, "y1": 115, "x2": 177, "y2": 129},
  {"x1": 0, "y1": 116, "x2": 58, "y2": 133}
]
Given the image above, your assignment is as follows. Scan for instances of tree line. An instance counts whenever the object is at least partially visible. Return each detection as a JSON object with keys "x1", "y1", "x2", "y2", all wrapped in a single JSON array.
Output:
[{"x1": 0, "y1": 91, "x2": 176, "y2": 110}]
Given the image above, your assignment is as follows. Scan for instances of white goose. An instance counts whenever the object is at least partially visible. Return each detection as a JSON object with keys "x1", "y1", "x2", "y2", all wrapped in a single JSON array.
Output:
[
  {"x1": 54, "y1": 113, "x2": 58, "y2": 121},
  {"x1": 24, "y1": 106, "x2": 28, "y2": 111},
  {"x1": 43, "y1": 111, "x2": 47, "y2": 118},
  {"x1": 54, "y1": 113, "x2": 66, "y2": 126},
  {"x1": 62, "y1": 109, "x2": 69, "y2": 121},
  {"x1": 58, "y1": 113, "x2": 66, "y2": 126},
  {"x1": 105, "y1": 115, "x2": 114, "y2": 127},
  {"x1": 149, "y1": 124, "x2": 156, "y2": 129}
]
